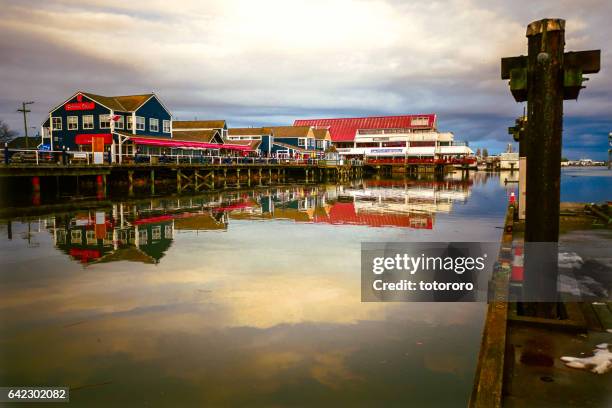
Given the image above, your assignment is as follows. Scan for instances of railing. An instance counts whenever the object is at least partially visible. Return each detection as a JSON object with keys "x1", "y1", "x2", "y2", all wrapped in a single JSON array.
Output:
[
  {"x1": 365, "y1": 157, "x2": 477, "y2": 165},
  {"x1": 1, "y1": 148, "x2": 364, "y2": 167},
  {"x1": 356, "y1": 128, "x2": 433, "y2": 135}
]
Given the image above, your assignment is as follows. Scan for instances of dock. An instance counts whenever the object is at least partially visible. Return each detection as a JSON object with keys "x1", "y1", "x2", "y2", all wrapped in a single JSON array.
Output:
[
  {"x1": 0, "y1": 157, "x2": 364, "y2": 200},
  {"x1": 470, "y1": 202, "x2": 612, "y2": 408}
]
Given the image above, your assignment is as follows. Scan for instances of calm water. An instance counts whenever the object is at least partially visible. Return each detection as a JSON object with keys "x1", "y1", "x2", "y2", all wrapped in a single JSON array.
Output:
[
  {"x1": 1, "y1": 169, "x2": 606, "y2": 407},
  {"x1": 560, "y1": 166, "x2": 612, "y2": 203}
]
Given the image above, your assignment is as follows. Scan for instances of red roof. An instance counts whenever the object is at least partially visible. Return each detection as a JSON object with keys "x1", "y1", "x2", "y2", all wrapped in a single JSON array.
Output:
[{"x1": 293, "y1": 114, "x2": 436, "y2": 142}]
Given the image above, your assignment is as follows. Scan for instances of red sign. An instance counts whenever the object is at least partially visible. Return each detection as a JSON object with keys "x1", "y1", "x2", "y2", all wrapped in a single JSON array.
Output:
[
  {"x1": 75, "y1": 133, "x2": 113, "y2": 145},
  {"x1": 65, "y1": 101, "x2": 95, "y2": 111}
]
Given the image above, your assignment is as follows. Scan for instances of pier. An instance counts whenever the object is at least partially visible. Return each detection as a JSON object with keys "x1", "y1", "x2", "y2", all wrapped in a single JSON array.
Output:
[
  {"x1": 0, "y1": 151, "x2": 363, "y2": 201},
  {"x1": 363, "y1": 157, "x2": 475, "y2": 175},
  {"x1": 470, "y1": 17, "x2": 607, "y2": 408}
]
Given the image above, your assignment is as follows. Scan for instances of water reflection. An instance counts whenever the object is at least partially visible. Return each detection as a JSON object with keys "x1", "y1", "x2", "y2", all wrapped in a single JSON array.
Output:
[
  {"x1": 37, "y1": 177, "x2": 477, "y2": 266},
  {"x1": 0, "y1": 174, "x2": 506, "y2": 407}
]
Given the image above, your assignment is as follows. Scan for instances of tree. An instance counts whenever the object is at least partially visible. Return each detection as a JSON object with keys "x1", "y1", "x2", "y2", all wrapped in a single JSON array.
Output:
[
  {"x1": 476, "y1": 148, "x2": 481, "y2": 157},
  {"x1": 482, "y1": 148, "x2": 489, "y2": 158},
  {"x1": 0, "y1": 120, "x2": 18, "y2": 143}
]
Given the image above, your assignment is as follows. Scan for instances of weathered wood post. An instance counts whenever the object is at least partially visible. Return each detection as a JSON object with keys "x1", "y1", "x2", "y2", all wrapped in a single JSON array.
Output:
[
  {"x1": 501, "y1": 18, "x2": 600, "y2": 315},
  {"x1": 150, "y1": 169, "x2": 155, "y2": 195},
  {"x1": 128, "y1": 170, "x2": 134, "y2": 196}
]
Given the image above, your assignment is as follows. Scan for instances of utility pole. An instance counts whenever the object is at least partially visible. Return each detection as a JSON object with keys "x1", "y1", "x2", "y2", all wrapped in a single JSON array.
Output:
[
  {"x1": 501, "y1": 19, "x2": 600, "y2": 316},
  {"x1": 17, "y1": 101, "x2": 35, "y2": 149}
]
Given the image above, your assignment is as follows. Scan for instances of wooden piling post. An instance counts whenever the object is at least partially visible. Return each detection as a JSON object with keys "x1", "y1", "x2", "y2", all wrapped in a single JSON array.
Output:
[
  {"x1": 150, "y1": 169, "x2": 155, "y2": 195},
  {"x1": 128, "y1": 170, "x2": 134, "y2": 196},
  {"x1": 501, "y1": 18, "x2": 600, "y2": 316}
]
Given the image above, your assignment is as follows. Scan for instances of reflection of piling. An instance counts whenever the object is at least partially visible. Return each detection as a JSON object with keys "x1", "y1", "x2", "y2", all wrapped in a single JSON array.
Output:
[{"x1": 31, "y1": 176, "x2": 40, "y2": 206}]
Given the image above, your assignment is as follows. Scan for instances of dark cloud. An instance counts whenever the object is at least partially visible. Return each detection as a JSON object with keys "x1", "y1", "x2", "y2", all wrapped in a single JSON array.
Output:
[{"x1": 0, "y1": 0, "x2": 610, "y2": 159}]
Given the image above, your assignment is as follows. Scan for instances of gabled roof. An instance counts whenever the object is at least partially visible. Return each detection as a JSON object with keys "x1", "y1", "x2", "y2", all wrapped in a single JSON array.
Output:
[
  {"x1": 293, "y1": 114, "x2": 437, "y2": 142},
  {"x1": 228, "y1": 127, "x2": 273, "y2": 136},
  {"x1": 313, "y1": 128, "x2": 331, "y2": 140},
  {"x1": 48, "y1": 91, "x2": 168, "y2": 117},
  {"x1": 114, "y1": 94, "x2": 156, "y2": 111},
  {"x1": 268, "y1": 126, "x2": 312, "y2": 138},
  {"x1": 173, "y1": 120, "x2": 226, "y2": 129},
  {"x1": 171, "y1": 129, "x2": 222, "y2": 143},
  {"x1": 81, "y1": 92, "x2": 155, "y2": 112}
]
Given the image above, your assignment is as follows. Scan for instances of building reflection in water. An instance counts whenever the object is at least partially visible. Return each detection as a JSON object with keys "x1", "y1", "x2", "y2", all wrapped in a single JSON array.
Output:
[{"x1": 42, "y1": 176, "x2": 473, "y2": 266}]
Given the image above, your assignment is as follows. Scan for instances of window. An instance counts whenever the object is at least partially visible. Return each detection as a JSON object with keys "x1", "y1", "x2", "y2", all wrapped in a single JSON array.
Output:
[
  {"x1": 165, "y1": 225, "x2": 172, "y2": 238},
  {"x1": 52, "y1": 117, "x2": 62, "y2": 130},
  {"x1": 136, "y1": 116, "x2": 145, "y2": 130},
  {"x1": 163, "y1": 120, "x2": 171, "y2": 133},
  {"x1": 127, "y1": 116, "x2": 133, "y2": 130},
  {"x1": 298, "y1": 138, "x2": 305, "y2": 147},
  {"x1": 115, "y1": 115, "x2": 124, "y2": 130},
  {"x1": 99, "y1": 114, "x2": 110, "y2": 129},
  {"x1": 152, "y1": 226, "x2": 161, "y2": 240},
  {"x1": 67, "y1": 116, "x2": 78, "y2": 130},
  {"x1": 82, "y1": 115, "x2": 94, "y2": 130},
  {"x1": 138, "y1": 229, "x2": 147, "y2": 244},
  {"x1": 150, "y1": 118, "x2": 159, "y2": 132},
  {"x1": 71, "y1": 230, "x2": 82, "y2": 244},
  {"x1": 86, "y1": 230, "x2": 96, "y2": 245},
  {"x1": 411, "y1": 116, "x2": 430, "y2": 127}
]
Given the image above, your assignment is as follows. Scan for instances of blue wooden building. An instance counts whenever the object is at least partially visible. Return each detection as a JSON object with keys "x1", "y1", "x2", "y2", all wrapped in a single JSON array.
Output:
[{"x1": 41, "y1": 91, "x2": 173, "y2": 151}]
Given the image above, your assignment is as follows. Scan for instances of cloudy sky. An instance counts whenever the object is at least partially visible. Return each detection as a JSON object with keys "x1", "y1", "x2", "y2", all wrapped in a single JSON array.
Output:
[{"x1": 0, "y1": 0, "x2": 610, "y2": 158}]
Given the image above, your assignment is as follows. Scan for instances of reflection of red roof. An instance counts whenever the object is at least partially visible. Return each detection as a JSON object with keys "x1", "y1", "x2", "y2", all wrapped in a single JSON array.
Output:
[
  {"x1": 294, "y1": 114, "x2": 436, "y2": 142},
  {"x1": 314, "y1": 202, "x2": 433, "y2": 229}
]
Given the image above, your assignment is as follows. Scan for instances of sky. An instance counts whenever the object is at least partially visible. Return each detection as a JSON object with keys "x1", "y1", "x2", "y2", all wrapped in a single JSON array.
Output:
[{"x1": 0, "y1": 0, "x2": 610, "y2": 159}]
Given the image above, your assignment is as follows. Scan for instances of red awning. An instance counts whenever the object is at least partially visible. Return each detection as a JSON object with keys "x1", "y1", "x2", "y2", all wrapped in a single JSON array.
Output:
[
  {"x1": 128, "y1": 136, "x2": 252, "y2": 151},
  {"x1": 76, "y1": 133, "x2": 113, "y2": 145}
]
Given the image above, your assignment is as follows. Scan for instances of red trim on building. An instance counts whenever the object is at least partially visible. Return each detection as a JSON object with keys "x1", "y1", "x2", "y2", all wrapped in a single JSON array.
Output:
[
  {"x1": 75, "y1": 134, "x2": 113, "y2": 145},
  {"x1": 129, "y1": 137, "x2": 252, "y2": 151}
]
